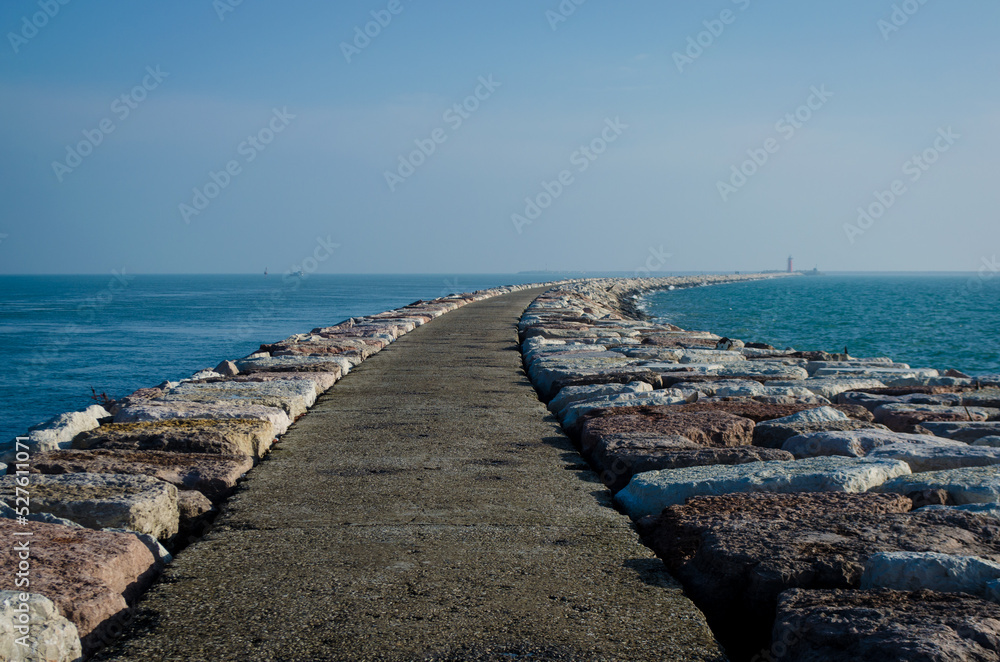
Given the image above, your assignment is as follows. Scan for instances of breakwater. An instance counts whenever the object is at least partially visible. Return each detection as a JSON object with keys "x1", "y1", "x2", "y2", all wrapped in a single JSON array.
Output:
[
  {"x1": 519, "y1": 277, "x2": 1000, "y2": 661},
  {"x1": 0, "y1": 282, "x2": 563, "y2": 660}
]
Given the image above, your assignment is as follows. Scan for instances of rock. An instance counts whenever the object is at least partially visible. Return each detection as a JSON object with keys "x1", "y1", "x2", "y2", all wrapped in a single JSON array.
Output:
[
  {"x1": 0, "y1": 500, "x2": 84, "y2": 527},
  {"x1": 102, "y1": 528, "x2": 172, "y2": 566},
  {"x1": 580, "y1": 409, "x2": 755, "y2": 452},
  {"x1": 678, "y1": 349, "x2": 746, "y2": 364},
  {"x1": 559, "y1": 391, "x2": 689, "y2": 431},
  {"x1": 874, "y1": 403, "x2": 998, "y2": 432},
  {"x1": 615, "y1": 456, "x2": 911, "y2": 519},
  {"x1": 591, "y1": 431, "x2": 791, "y2": 492},
  {"x1": 547, "y1": 381, "x2": 651, "y2": 415},
  {"x1": 73, "y1": 419, "x2": 275, "y2": 458},
  {"x1": 232, "y1": 371, "x2": 340, "y2": 395},
  {"x1": 114, "y1": 402, "x2": 291, "y2": 436},
  {"x1": 214, "y1": 360, "x2": 239, "y2": 376},
  {"x1": 0, "y1": 591, "x2": 82, "y2": 662},
  {"x1": 8, "y1": 405, "x2": 110, "y2": 456},
  {"x1": 975, "y1": 436, "x2": 1000, "y2": 448},
  {"x1": 708, "y1": 380, "x2": 767, "y2": 397},
  {"x1": 0, "y1": 520, "x2": 159, "y2": 644},
  {"x1": 755, "y1": 419, "x2": 887, "y2": 449},
  {"x1": 812, "y1": 366, "x2": 940, "y2": 381},
  {"x1": 782, "y1": 429, "x2": 965, "y2": 459},
  {"x1": 770, "y1": 378, "x2": 888, "y2": 399},
  {"x1": 175, "y1": 490, "x2": 216, "y2": 545},
  {"x1": 155, "y1": 380, "x2": 317, "y2": 419},
  {"x1": 861, "y1": 551, "x2": 1000, "y2": 596},
  {"x1": 30, "y1": 449, "x2": 252, "y2": 502},
  {"x1": 187, "y1": 370, "x2": 222, "y2": 381},
  {"x1": 716, "y1": 337, "x2": 745, "y2": 350},
  {"x1": 921, "y1": 503, "x2": 1000, "y2": 518},
  {"x1": 648, "y1": 495, "x2": 1000, "y2": 660},
  {"x1": 0, "y1": 473, "x2": 179, "y2": 540},
  {"x1": 918, "y1": 421, "x2": 1000, "y2": 443},
  {"x1": 879, "y1": 466, "x2": 1000, "y2": 505},
  {"x1": 234, "y1": 355, "x2": 354, "y2": 376},
  {"x1": 867, "y1": 443, "x2": 1000, "y2": 472},
  {"x1": 772, "y1": 589, "x2": 1000, "y2": 662}
]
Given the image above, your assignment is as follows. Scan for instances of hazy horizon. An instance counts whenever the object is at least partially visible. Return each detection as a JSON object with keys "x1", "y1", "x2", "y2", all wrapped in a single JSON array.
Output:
[{"x1": 2, "y1": 1, "x2": 997, "y2": 275}]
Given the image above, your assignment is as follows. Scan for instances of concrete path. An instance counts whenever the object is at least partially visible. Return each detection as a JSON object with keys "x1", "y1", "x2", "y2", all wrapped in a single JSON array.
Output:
[{"x1": 98, "y1": 288, "x2": 725, "y2": 662}]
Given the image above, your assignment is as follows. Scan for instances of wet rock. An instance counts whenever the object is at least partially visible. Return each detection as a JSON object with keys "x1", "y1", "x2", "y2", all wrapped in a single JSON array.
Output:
[
  {"x1": 579, "y1": 409, "x2": 755, "y2": 452},
  {"x1": 615, "y1": 456, "x2": 910, "y2": 518},
  {"x1": 0, "y1": 591, "x2": 82, "y2": 662},
  {"x1": 73, "y1": 419, "x2": 275, "y2": 458},
  {"x1": 115, "y1": 402, "x2": 291, "y2": 436},
  {"x1": 0, "y1": 473, "x2": 179, "y2": 540},
  {"x1": 917, "y1": 421, "x2": 1000, "y2": 443},
  {"x1": 0, "y1": 520, "x2": 160, "y2": 644},
  {"x1": 861, "y1": 551, "x2": 1000, "y2": 596},
  {"x1": 783, "y1": 429, "x2": 965, "y2": 459},
  {"x1": 879, "y1": 466, "x2": 1000, "y2": 504},
  {"x1": 30, "y1": 449, "x2": 252, "y2": 502},
  {"x1": 772, "y1": 589, "x2": 1000, "y2": 662}
]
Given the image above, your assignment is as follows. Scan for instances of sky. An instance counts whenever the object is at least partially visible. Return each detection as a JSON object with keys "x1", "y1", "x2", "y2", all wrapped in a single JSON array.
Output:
[{"x1": 0, "y1": 0, "x2": 997, "y2": 275}]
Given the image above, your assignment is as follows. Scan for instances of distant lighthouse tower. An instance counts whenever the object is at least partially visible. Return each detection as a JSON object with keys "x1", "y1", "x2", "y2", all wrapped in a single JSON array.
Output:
[{"x1": 787, "y1": 256, "x2": 794, "y2": 273}]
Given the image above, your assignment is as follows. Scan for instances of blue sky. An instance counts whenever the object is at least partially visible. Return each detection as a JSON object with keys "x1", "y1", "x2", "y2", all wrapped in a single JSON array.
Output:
[{"x1": 1, "y1": 0, "x2": 997, "y2": 274}]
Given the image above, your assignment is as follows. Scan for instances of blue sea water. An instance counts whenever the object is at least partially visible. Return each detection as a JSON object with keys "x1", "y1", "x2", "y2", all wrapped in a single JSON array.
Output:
[
  {"x1": 0, "y1": 273, "x2": 580, "y2": 444},
  {"x1": 642, "y1": 274, "x2": 1000, "y2": 378}
]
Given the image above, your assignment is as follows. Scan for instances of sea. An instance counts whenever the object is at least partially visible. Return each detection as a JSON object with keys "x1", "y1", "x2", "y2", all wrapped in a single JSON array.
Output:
[
  {"x1": 2, "y1": 273, "x2": 997, "y2": 447},
  {"x1": 641, "y1": 273, "x2": 1000, "y2": 378}
]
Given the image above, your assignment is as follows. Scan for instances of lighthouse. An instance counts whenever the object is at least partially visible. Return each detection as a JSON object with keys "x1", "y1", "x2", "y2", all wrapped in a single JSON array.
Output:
[{"x1": 787, "y1": 256, "x2": 794, "y2": 273}]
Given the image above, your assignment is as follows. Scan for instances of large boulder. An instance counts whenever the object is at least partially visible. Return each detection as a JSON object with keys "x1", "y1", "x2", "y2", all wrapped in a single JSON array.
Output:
[
  {"x1": 861, "y1": 551, "x2": 1000, "y2": 596},
  {"x1": 782, "y1": 429, "x2": 965, "y2": 459},
  {"x1": 648, "y1": 494, "x2": 1000, "y2": 660},
  {"x1": 547, "y1": 381, "x2": 651, "y2": 415},
  {"x1": 73, "y1": 419, "x2": 275, "y2": 458},
  {"x1": 230, "y1": 371, "x2": 341, "y2": 395},
  {"x1": 591, "y1": 431, "x2": 791, "y2": 492},
  {"x1": 771, "y1": 589, "x2": 1000, "y2": 662},
  {"x1": 156, "y1": 380, "x2": 318, "y2": 419},
  {"x1": 30, "y1": 449, "x2": 252, "y2": 503},
  {"x1": 770, "y1": 378, "x2": 887, "y2": 399},
  {"x1": 874, "y1": 403, "x2": 999, "y2": 432},
  {"x1": 0, "y1": 473, "x2": 179, "y2": 540},
  {"x1": 917, "y1": 421, "x2": 1000, "y2": 443},
  {"x1": 879, "y1": 466, "x2": 1000, "y2": 505},
  {"x1": 867, "y1": 443, "x2": 1000, "y2": 473},
  {"x1": 580, "y1": 409, "x2": 755, "y2": 452},
  {"x1": 114, "y1": 402, "x2": 291, "y2": 436},
  {"x1": 0, "y1": 591, "x2": 82, "y2": 662},
  {"x1": 0, "y1": 520, "x2": 160, "y2": 647},
  {"x1": 5, "y1": 405, "x2": 110, "y2": 458},
  {"x1": 615, "y1": 456, "x2": 911, "y2": 519}
]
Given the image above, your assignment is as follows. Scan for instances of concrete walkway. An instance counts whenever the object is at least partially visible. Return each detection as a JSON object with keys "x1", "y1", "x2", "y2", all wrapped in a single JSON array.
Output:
[{"x1": 98, "y1": 288, "x2": 725, "y2": 662}]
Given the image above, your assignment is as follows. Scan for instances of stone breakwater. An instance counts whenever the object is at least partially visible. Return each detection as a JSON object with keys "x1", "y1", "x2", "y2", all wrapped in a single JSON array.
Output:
[
  {"x1": 519, "y1": 276, "x2": 1000, "y2": 662},
  {"x1": 0, "y1": 281, "x2": 562, "y2": 661}
]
